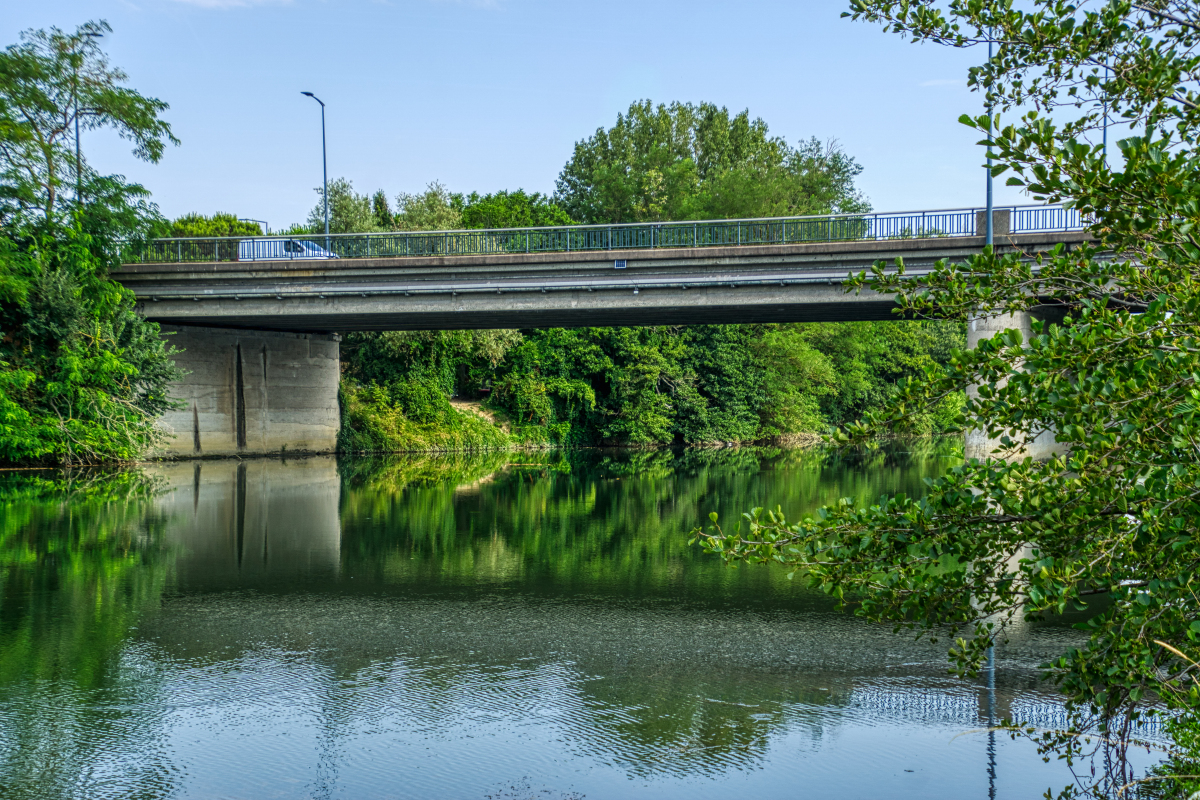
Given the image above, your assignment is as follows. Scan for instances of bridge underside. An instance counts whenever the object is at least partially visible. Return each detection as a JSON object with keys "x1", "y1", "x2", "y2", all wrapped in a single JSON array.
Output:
[{"x1": 139, "y1": 283, "x2": 903, "y2": 333}]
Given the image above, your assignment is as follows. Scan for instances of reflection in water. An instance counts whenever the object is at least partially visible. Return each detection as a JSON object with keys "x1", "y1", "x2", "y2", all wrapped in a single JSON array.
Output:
[{"x1": 0, "y1": 444, "x2": 1126, "y2": 799}]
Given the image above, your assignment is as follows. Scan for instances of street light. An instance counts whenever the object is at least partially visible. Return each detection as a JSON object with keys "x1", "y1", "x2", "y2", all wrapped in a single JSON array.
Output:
[
  {"x1": 301, "y1": 92, "x2": 329, "y2": 250},
  {"x1": 1102, "y1": 60, "x2": 1110, "y2": 161},
  {"x1": 983, "y1": 31, "x2": 999, "y2": 800},
  {"x1": 75, "y1": 30, "x2": 103, "y2": 205}
]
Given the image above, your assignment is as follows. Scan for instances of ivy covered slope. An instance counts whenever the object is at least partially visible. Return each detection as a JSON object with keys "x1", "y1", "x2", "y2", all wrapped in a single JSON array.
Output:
[
  {"x1": 696, "y1": 2, "x2": 1200, "y2": 798},
  {"x1": 322, "y1": 102, "x2": 965, "y2": 452},
  {"x1": 0, "y1": 22, "x2": 181, "y2": 466}
]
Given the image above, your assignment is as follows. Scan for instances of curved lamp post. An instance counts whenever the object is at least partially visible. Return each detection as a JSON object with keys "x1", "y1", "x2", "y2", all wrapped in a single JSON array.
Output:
[{"x1": 301, "y1": 92, "x2": 329, "y2": 250}]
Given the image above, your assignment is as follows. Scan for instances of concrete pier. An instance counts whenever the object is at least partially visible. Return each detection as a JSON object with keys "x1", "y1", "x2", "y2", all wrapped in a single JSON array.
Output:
[
  {"x1": 965, "y1": 308, "x2": 1066, "y2": 461},
  {"x1": 156, "y1": 325, "x2": 340, "y2": 457}
]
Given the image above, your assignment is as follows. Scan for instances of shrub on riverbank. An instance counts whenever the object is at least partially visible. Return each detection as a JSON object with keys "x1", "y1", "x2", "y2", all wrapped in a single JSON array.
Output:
[{"x1": 339, "y1": 379, "x2": 519, "y2": 453}]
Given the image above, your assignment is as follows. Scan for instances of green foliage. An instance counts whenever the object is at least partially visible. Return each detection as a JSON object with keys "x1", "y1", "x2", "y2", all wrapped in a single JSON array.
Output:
[
  {"x1": 341, "y1": 321, "x2": 964, "y2": 449},
  {"x1": 371, "y1": 189, "x2": 392, "y2": 229},
  {"x1": 554, "y1": 100, "x2": 869, "y2": 223},
  {"x1": 0, "y1": 216, "x2": 181, "y2": 465},
  {"x1": 0, "y1": 24, "x2": 182, "y2": 465},
  {"x1": 459, "y1": 189, "x2": 575, "y2": 229},
  {"x1": 393, "y1": 181, "x2": 463, "y2": 231},
  {"x1": 168, "y1": 212, "x2": 262, "y2": 237},
  {"x1": 307, "y1": 177, "x2": 383, "y2": 234},
  {"x1": 0, "y1": 20, "x2": 178, "y2": 223},
  {"x1": 306, "y1": 180, "x2": 467, "y2": 234},
  {"x1": 695, "y1": 2, "x2": 1200, "y2": 796},
  {"x1": 339, "y1": 379, "x2": 517, "y2": 453}
]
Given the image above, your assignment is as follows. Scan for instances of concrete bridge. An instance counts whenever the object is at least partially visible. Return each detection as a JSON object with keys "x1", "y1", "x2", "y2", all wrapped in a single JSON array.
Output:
[{"x1": 115, "y1": 206, "x2": 1089, "y2": 458}]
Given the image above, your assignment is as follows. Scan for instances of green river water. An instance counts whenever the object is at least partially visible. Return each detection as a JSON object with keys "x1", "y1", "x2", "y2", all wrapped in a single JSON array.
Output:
[{"x1": 0, "y1": 443, "x2": 1132, "y2": 799}]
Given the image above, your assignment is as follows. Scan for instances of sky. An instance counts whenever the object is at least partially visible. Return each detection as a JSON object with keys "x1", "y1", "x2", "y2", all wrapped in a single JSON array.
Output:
[{"x1": 4, "y1": 0, "x2": 1035, "y2": 231}]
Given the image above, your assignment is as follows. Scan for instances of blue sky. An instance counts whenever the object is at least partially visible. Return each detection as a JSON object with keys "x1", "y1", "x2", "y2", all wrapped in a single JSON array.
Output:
[{"x1": 5, "y1": 0, "x2": 1033, "y2": 230}]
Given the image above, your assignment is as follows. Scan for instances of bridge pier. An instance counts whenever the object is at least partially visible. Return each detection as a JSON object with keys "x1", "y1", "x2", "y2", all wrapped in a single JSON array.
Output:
[
  {"x1": 155, "y1": 325, "x2": 340, "y2": 458},
  {"x1": 965, "y1": 309, "x2": 1066, "y2": 461}
]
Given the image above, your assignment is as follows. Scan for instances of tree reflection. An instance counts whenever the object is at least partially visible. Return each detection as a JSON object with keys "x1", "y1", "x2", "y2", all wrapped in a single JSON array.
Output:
[{"x1": 0, "y1": 470, "x2": 176, "y2": 799}]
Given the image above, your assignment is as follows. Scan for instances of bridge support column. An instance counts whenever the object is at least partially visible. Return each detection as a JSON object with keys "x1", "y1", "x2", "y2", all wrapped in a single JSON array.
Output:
[
  {"x1": 155, "y1": 325, "x2": 340, "y2": 458},
  {"x1": 965, "y1": 309, "x2": 1065, "y2": 461}
]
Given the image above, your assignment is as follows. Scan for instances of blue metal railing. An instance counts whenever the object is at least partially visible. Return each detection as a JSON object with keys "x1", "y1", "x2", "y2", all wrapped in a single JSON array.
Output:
[{"x1": 125, "y1": 204, "x2": 1088, "y2": 264}]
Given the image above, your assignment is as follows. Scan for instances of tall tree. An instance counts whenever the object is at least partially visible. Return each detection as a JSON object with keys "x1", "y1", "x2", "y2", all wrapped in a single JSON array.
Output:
[
  {"x1": 306, "y1": 178, "x2": 381, "y2": 234},
  {"x1": 0, "y1": 23, "x2": 180, "y2": 465},
  {"x1": 695, "y1": 2, "x2": 1200, "y2": 797},
  {"x1": 0, "y1": 20, "x2": 177, "y2": 224},
  {"x1": 554, "y1": 100, "x2": 868, "y2": 223},
  {"x1": 393, "y1": 182, "x2": 462, "y2": 231}
]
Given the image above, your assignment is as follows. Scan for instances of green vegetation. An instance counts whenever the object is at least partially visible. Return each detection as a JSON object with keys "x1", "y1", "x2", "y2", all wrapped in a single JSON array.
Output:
[
  {"x1": 341, "y1": 321, "x2": 963, "y2": 452},
  {"x1": 0, "y1": 22, "x2": 181, "y2": 466},
  {"x1": 340, "y1": 379, "x2": 521, "y2": 453},
  {"x1": 302, "y1": 179, "x2": 573, "y2": 235},
  {"x1": 695, "y1": 2, "x2": 1200, "y2": 797},
  {"x1": 166, "y1": 212, "x2": 262, "y2": 237},
  {"x1": 318, "y1": 102, "x2": 960, "y2": 453},
  {"x1": 556, "y1": 100, "x2": 869, "y2": 223}
]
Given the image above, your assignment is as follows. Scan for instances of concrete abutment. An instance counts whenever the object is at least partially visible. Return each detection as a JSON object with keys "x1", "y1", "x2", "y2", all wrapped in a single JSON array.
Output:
[{"x1": 156, "y1": 325, "x2": 340, "y2": 458}]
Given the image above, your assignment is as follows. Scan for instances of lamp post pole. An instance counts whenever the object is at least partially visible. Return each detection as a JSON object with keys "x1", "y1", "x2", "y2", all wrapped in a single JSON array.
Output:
[
  {"x1": 983, "y1": 28, "x2": 999, "y2": 800},
  {"x1": 986, "y1": 32, "x2": 994, "y2": 247},
  {"x1": 301, "y1": 92, "x2": 329, "y2": 250},
  {"x1": 1103, "y1": 60, "x2": 1110, "y2": 160}
]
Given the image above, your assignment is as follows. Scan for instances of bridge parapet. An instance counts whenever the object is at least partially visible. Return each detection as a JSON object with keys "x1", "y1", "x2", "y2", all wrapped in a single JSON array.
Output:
[{"x1": 121, "y1": 205, "x2": 1087, "y2": 266}]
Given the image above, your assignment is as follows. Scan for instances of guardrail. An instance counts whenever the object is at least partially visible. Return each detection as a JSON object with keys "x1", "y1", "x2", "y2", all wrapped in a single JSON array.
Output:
[{"x1": 124, "y1": 204, "x2": 1088, "y2": 265}]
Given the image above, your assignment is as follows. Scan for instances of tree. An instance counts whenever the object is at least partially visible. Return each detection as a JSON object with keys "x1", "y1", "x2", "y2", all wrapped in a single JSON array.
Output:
[
  {"x1": 693, "y1": 2, "x2": 1200, "y2": 797},
  {"x1": 306, "y1": 177, "x2": 381, "y2": 234},
  {"x1": 554, "y1": 100, "x2": 869, "y2": 223},
  {"x1": 0, "y1": 20, "x2": 177, "y2": 224},
  {"x1": 371, "y1": 189, "x2": 393, "y2": 229},
  {"x1": 393, "y1": 181, "x2": 462, "y2": 231},
  {"x1": 0, "y1": 24, "x2": 181, "y2": 465},
  {"x1": 169, "y1": 212, "x2": 262, "y2": 238},
  {"x1": 459, "y1": 189, "x2": 574, "y2": 229}
]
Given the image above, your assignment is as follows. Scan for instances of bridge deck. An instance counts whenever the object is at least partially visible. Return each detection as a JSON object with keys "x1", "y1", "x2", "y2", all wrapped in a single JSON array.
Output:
[{"x1": 116, "y1": 230, "x2": 1089, "y2": 333}]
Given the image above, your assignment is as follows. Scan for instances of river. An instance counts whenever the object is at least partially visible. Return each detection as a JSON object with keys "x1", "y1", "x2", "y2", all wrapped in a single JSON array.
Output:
[{"x1": 0, "y1": 443, "x2": 1118, "y2": 799}]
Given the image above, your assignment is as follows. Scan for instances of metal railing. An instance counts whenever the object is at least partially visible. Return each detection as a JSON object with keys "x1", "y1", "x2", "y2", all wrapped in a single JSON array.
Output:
[{"x1": 124, "y1": 204, "x2": 1089, "y2": 265}]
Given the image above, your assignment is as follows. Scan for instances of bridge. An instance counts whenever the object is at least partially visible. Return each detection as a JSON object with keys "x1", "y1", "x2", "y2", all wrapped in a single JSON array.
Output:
[{"x1": 116, "y1": 205, "x2": 1089, "y2": 458}]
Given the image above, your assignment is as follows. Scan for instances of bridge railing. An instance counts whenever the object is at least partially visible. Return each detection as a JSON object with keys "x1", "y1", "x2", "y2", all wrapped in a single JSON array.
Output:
[{"x1": 123, "y1": 204, "x2": 1088, "y2": 264}]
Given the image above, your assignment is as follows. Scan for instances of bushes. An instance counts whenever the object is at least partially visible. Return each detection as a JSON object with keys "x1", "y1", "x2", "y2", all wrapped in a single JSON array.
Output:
[
  {"x1": 339, "y1": 320, "x2": 966, "y2": 452},
  {"x1": 168, "y1": 213, "x2": 262, "y2": 237},
  {"x1": 0, "y1": 223, "x2": 180, "y2": 465},
  {"x1": 339, "y1": 379, "x2": 513, "y2": 453}
]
